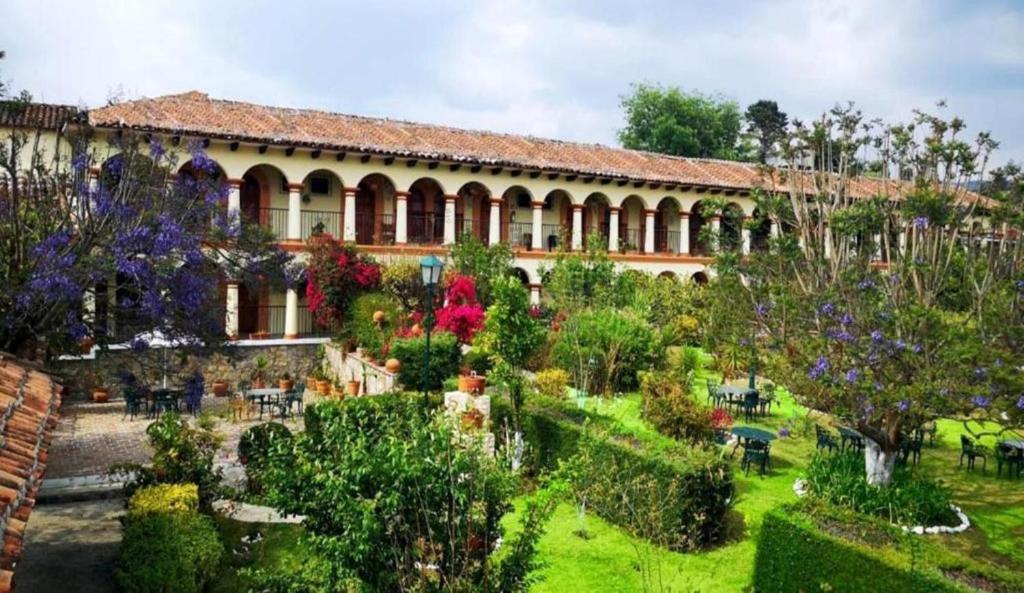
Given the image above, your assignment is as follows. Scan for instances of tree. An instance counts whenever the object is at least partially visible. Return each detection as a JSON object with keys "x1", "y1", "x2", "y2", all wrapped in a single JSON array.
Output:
[
  {"x1": 735, "y1": 102, "x2": 1023, "y2": 487},
  {"x1": 618, "y1": 83, "x2": 747, "y2": 161},
  {"x1": 447, "y1": 234, "x2": 514, "y2": 308},
  {"x1": 478, "y1": 276, "x2": 545, "y2": 471},
  {"x1": 745, "y1": 100, "x2": 788, "y2": 164}
]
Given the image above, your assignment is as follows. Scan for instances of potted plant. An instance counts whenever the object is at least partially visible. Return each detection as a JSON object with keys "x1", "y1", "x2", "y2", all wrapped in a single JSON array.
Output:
[
  {"x1": 385, "y1": 358, "x2": 401, "y2": 373},
  {"x1": 279, "y1": 372, "x2": 294, "y2": 391},
  {"x1": 252, "y1": 356, "x2": 270, "y2": 388},
  {"x1": 305, "y1": 374, "x2": 317, "y2": 390},
  {"x1": 92, "y1": 368, "x2": 110, "y2": 403},
  {"x1": 345, "y1": 367, "x2": 361, "y2": 397},
  {"x1": 313, "y1": 369, "x2": 331, "y2": 396},
  {"x1": 332, "y1": 381, "x2": 346, "y2": 399},
  {"x1": 211, "y1": 379, "x2": 229, "y2": 397},
  {"x1": 457, "y1": 370, "x2": 486, "y2": 395},
  {"x1": 79, "y1": 336, "x2": 94, "y2": 355},
  {"x1": 709, "y1": 408, "x2": 733, "y2": 445},
  {"x1": 461, "y1": 407, "x2": 485, "y2": 431}
]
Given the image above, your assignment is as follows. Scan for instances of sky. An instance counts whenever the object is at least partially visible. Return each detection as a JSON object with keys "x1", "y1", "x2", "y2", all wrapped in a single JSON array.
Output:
[{"x1": 4, "y1": 0, "x2": 1024, "y2": 168}]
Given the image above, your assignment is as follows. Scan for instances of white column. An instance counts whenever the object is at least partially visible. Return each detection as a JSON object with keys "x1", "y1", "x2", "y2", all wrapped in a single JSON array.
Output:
[
  {"x1": 644, "y1": 210, "x2": 656, "y2": 254},
  {"x1": 82, "y1": 287, "x2": 96, "y2": 336},
  {"x1": 710, "y1": 216, "x2": 721, "y2": 253},
  {"x1": 531, "y1": 201, "x2": 543, "y2": 250},
  {"x1": 286, "y1": 183, "x2": 302, "y2": 241},
  {"x1": 225, "y1": 282, "x2": 239, "y2": 339},
  {"x1": 395, "y1": 192, "x2": 408, "y2": 244},
  {"x1": 529, "y1": 284, "x2": 541, "y2": 306},
  {"x1": 343, "y1": 188, "x2": 357, "y2": 242},
  {"x1": 679, "y1": 213, "x2": 690, "y2": 255},
  {"x1": 488, "y1": 198, "x2": 503, "y2": 246},
  {"x1": 572, "y1": 205, "x2": 584, "y2": 250},
  {"x1": 608, "y1": 207, "x2": 620, "y2": 252},
  {"x1": 284, "y1": 288, "x2": 299, "y2": 339},
  {"x1": 227, "y1": 178, "x2": 242, "y2": 219},
  {"x1": 742, "y1": 217, "x2": 752, "y2": 255},
  {"x1": 443, "y1": 195, "x2": 457, "y2": 245}
]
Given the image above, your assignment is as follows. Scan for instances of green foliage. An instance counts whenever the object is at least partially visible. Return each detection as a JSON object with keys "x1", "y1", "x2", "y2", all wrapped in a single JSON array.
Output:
[
  {"x1": 238, "y1": 422, "x2": 293, "y2": 496},
  {"x1": 618, "y1": 83, "x2": 748, "y2": 160},
  {"x1": 534, "y1": 368, "x2": 570, "y2": 399},
  {"x1": 117, "y1": 484, "x2": 224, "y2": 593},
  {"x1": 639, "y1": 370, "x2": 714, "y2": 444},
  {"x1": 541, "y1": 242, "x2": 623, "y2": 312},
  {"x1": 260, "y1": 395, "x2": 549, "y2": 592},
  {"x1": 112, "y1": 412, "x2": 224, "y2": 511},
  {"x1": 754, "y1": 503, "x2": 1024, "y2": 593},
  {"x1": 804, "y1": 451, "x2": 954, "y2": 525},
  {"x1": 389, "y1": 331, "x2": 462, "y2": 391},
  {"x1": 447, "y1": 234, "x2": 514, "y2": 308},
  {"x1": 462, "y1": 346, "x2": 493, "y2": 375},
  {"x1": 744, "y1": 99, "x2": 788, "y2": 164},
  {"x1": 492, "y1": 395, "x2": 733, "y2": 550},
  {"x1": 551, "y1": 308, "x2": 659, "y2": 394},
  {"x1": 344, "y1": 292, "x2": 401, "y2": 358},
  {"x1": 126, "y1": 483, "x2": 198, "y2": 516},
  {"x1": 381, "y1": 259, "x2": 424, "y2": 313}
]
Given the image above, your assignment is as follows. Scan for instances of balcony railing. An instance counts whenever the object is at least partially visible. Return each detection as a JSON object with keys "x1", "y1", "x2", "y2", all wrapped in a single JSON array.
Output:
[
  {"x1": 508, "y1": 222, "x2": 533, "y2": 248},
  {"x1": 301, "y1": 210, "x2": 341, "y2": 240},
  {"x1": 408, "y1": 213, "x2": 444, "y2": 245},
  {"x1": 454, "y1": 216, "x2": 478, "y2": 243},
  {"x1": 257, "y1": 207, "x2": 288, "y2": 240},
  {"x1": 620, "y1": 228, "x2": 643, "y2": 252},
  {"x1": 654, "y1": 229, "x2": 680, "y2": 254},
  {"x1": 238, "y1": 305, "x2": 327, "y2": 338},
  {"x1": 355, "y1": 213, "x2": 396, "y2": 245}
]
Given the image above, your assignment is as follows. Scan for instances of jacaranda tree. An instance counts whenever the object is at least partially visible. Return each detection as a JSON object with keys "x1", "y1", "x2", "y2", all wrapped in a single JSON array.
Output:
[
  {"x1": 0, "y1": 88, "x2": 292, "y2": 360},
  {"x1": 730, "y1": 103, "x2": 1023, "y2": 486}
]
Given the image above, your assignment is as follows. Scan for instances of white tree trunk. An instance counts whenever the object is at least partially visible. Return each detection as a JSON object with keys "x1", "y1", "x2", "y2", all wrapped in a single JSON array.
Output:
[
  {"x1": 511, "y1": 430, "x2": 525, "y2": 472},
  {"x1": 864, "y1": 438, "x2": 896, "y2": 487}
]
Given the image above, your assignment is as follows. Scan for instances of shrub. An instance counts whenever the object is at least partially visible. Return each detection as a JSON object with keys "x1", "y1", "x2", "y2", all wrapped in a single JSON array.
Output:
[
  {"x1": 639, "y1": 370, "x2": 714, "y2": 443},
  {"x1": 492, "y1": 394, "x2": 732, "y2": 550},
  {"x1": 534, "y1": 368, "x2": 570, "y2": 398},
  {"x1": 804, "y1": 451, "x2": 954, "y2": 525},
  {"x1": 127, "y1": 483, "x2": 198, "y2": 516},
  {"x1": 551, "y1": 308, "x2": 659, "y2": 394},
  {"x1": 754, "y1": 503, "x2": 1024, "y2": 593},
  {"x1": 389, "y1": 331, "x2": 462, "y2": 391},
  {"x1": 116, "y1": 484, "x2": 224, "y2": 593},
  {"x1": 345, "y1": 292, "x2": 401, "y2": 358},
  {"x1": 238, "y1": 422, "x2": 293, "y2": 495},
  {"x1": 434, "y1": 274, "x2": 486, "y2": 344}
]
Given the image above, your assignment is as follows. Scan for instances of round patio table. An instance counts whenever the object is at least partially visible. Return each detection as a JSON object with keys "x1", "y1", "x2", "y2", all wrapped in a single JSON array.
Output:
[
  {"x1": 730, "y1": 426, "x2": 775, "y2": 460},
  {"x1": 1000, "y1": 439, "x2": 1024, "y2": 451}
]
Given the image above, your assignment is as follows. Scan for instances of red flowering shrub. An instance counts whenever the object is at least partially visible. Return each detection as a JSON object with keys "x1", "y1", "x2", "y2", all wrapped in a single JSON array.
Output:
[
  {"x1": 709, "y1": 408, "x2": 733, "y2": 430},
  {"x1": 434, "y1": 274, "x2": 485, "y2": 344},
  {"x1": 305, "y1": 239, "x2": 381, "y2": 329}
]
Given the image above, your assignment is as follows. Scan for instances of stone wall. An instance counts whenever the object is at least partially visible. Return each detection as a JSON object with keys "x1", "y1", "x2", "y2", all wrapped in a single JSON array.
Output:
[
  {"x1": 324, "y1": 343, "x2": 397, "y2": 395},
  {"x1": 53, "y1": 343, "x2": 323, "y2": 400}
]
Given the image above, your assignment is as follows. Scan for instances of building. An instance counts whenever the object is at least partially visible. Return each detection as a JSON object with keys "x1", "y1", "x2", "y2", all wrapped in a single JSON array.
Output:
[{"x1": 1, "y1": 91, "x2": 997, "y2": 344}]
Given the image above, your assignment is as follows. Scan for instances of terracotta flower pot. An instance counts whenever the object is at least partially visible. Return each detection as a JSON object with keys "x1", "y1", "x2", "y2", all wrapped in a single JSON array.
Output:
[
  {"x1": 373, "y1": 310, "x2": 386, "y2": 324},
  {"x1": 250, "y1": 331, "x2": 270, "y2": 340},
  {"x1": 92, "y1": 388, "x2": 110, "y2": 403},
  {"x1": 212, "y1": 380, "x2": 228, "y2": 397},
  {"x1": 79, "y1": 337, "x2": 94, "y2": 355},
  {"x1": 316, "y1": 380, "x2": 331, "y2": 395},
  {"x1": 279, "y1": 378, "x2": 294, "y2": 391},
  {"x1": 252, "y1": 379, "x2": 266, "y2": 389},
  {"x1": 346, "y1": 380, "x2": 361, "y2": 396},
  {"x1": 385, "y1": 358, "x2": 401, "y2": 373},
  {"x1": 306, "y1": 377, "x2": 317, "y2": 390},
  {"x1": 332, "y1": 385, "x2": 346, "y2": 399},
  {"x1": 411, "y1": 324, "x2": 423, "y2": 337},
  {"x1": 458, "y1": 374, "x2": 486, "y2": 395}
]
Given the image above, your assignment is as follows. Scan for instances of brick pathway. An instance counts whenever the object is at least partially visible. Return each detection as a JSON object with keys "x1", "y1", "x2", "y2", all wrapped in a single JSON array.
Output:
[{"x1": 46, "y1": 393, "x2": 313, "y2": 479}]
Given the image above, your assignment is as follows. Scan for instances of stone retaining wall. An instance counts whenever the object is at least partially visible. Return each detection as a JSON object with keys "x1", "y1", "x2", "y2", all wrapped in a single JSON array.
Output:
[{"x1": 324, "y1": 343, "x2": 397, "y2": 395}]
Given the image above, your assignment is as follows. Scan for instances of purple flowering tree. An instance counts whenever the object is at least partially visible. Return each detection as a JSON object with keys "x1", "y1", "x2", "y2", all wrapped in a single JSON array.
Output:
[
  {"x1": 1, "y1": 88, "x2": 292, "y2": 360},
  {"x1": 730, "y1": 104, "x2": 1023, "y2": 486}
]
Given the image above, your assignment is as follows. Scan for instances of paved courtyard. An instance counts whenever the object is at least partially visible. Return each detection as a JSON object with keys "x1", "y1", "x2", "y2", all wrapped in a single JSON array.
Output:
[{"x1": 46, "y1": 393, "x2": 314, "y2": 480}]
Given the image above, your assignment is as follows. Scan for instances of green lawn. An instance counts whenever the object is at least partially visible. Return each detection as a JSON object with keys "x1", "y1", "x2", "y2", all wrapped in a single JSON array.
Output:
[
  {"x1": 209, "y1": 516, "x2": 307, "y2": 593},
  {"x1": 504, "y1": 371, "x2": 1024, "y2": 592}
]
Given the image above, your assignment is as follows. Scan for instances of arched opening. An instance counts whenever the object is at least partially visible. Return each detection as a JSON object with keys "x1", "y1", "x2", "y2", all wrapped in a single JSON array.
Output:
[
  {"x1": 691, "y1": 271, "x2": 709, "y2": 286},
  {"x1": 655, "y1": 197, "x2": 682, "y2": 254},
  {"x1": 355, "y1": 173, "x2": 396, "y2": 245},
  {"x1": 301, "y1": 169, "x2": 344, "y2": 239},
  {"x1": 583, "y1": 193, "x2": 610, "y2": 249},
  {"x1": 240, "y1": 164, "x2": 288, "y2": 239},
  {"x1": 690, "y1": 201, "x2": 709, "y2": 255},
  {"x1": 408, "y1": 177, "x2": 445, "y2": 245},
  {"x1": 541, "y1": 190, "x2": 572, "y2": 251},
  {"x1": 750, "y1": 207, "x2": 772, "y2": 252},
  {"x1": 721, "y1": 202, "x2": 744, "y2": 252},
  {"x1": 457, "y1": 182, "x2": 491, "y2": 243},
  {"x1": 100, "y1": 153, "x2": 161, "y2": 193},
  {"x1": 503, "y1": 186, "x2": 532, "y2": 247},
  {"x1": 513, "y1": 267, "x2": 530, "y2": 285},
  {"x1": 657, "y1": 270, "x2": 678, "y2": 281},
  {"x1": 619, "y1": 196, "x2": 646, "y2": 253}
]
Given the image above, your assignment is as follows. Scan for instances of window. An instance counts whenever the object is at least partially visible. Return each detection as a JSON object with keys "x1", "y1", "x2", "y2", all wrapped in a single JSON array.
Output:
[{"x1": 310, "y1": 175, "x2": 330, "y2": 195}]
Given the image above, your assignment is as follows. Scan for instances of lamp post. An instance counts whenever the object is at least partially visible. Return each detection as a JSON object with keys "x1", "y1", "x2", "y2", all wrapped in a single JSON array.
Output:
[{"x1": 419, "y1": 254, "x2": 444, "y2": 409}]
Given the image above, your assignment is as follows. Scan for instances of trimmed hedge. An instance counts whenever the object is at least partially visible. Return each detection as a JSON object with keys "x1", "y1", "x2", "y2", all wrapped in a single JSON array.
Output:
[
  {"x1": 492, "y1": 395, "x2": 732, "y2": 549},
  {"x1": 754, "y1": 503, "x2": 1024, "y2": 593},
  {"x1": 116, "y1": 483, "x2": 224, "y2": 593},
  {"x1": 390, "y1": 332, "x2": 462, "y2": 391}
]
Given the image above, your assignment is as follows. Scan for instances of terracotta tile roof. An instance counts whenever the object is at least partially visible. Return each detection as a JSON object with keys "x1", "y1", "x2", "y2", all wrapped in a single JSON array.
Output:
[
  {"x1": 87, "y1": 91, "x2": 992, "y2": 207},
  {"x1": 0, "y1": 355, "x2": 63, "y2": 593},
  {"x1": 0, "y1": 101, "x2": 82, "y2": 131}
]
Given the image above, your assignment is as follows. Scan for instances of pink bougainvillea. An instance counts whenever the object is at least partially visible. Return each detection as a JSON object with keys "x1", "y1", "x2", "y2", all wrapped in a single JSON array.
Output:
[
  {"x1": 304, "y1": 240, "x2": 381, "y2": 329},
  {"x1": 434, "y1": 274, "x2": 485, "y2": 343}
]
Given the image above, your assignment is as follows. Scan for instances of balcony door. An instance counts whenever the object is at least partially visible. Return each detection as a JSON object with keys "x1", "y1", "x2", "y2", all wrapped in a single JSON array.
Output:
[{"x1": 241, "y1": 174, "x2": 261, "y2": 225}]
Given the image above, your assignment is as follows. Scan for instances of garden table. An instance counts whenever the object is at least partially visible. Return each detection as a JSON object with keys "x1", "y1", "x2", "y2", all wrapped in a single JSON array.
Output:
[
  {"x1": 719, "y1": 385, "x2": 756, "y2": 414},
  {"x1": 245, "y1": 388, "x2": 285, "y2": 420},
  {"x1": 730, "y1": 426, "x2": 775, "y2": 459},
  {"x1": 1000, "y1": 439, "x2": 1024, "y2": 451},
  {"x1": 838, "y1": 426, "x2": 865, "y2": 453},
  {"x1": 149, "y1": 389, "x2": 182, "y2": 417}
]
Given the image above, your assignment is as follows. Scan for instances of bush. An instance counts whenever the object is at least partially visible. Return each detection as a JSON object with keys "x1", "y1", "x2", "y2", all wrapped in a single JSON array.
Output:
[
  {"x1": 116, "y1": 484, "x2": 224, "y2": 593},
  {"x1": 551, "y1": 308, "x2": 659, "y2": 394},
  {"x1": 462, "y1": 346, "x2": 493, "y2": 375},
  {"x1": 534, "y1": 368, "x2": 570, "y2": 398},
  {"x1": 345, "y1": 292, "x2": 401, "y2": 359},
  {"x1": 238, "y1": 422, "x2": 293, "y2": 495},
  {"x1": 389, "y1": 331, "x2": 462, "y2": 391},
  {"x1": 639, "y1": 370, "x2": 714, "y2": 444},
  {"x1": 754, "y1": 503, "x2": 1024, "y2": 593},
  {"x1": 491, "y1": 394, "x2": 732, "y2": 550},
  {"x1": 804, "y1": 451, "x2": 954, "y2": 525}
]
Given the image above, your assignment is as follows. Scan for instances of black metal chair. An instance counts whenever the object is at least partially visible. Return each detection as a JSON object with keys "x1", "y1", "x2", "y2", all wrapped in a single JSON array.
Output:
[
  {"x1": 995, "y1": 443, "x2": 1022, "y2": 478},
  {"x1": 815, "y1": 425, "x2": 839, "y2": 453},
  {"x1": 899, "y1": 431, "x2": 925, "y2": 466},
  {"x1": 739, "y1": 391, "x2": 760, "y2": 422},
  {"x1": 758, "y1": 383, "x2": 776, "y2": 416},
  {"x1": 741, "y1": 440, "x2": 771, "y2": 477},
  {"x1": 706, "y1": 380, "x2": 723, "y2": 408},
  {"x1": 123, "y1": 387, "x2": 144, "y2": 421},
  {"x1": 280, "y1": 389, "x2": 304, "y2": 418},
  {"x1": 960, "y1": 435, "x2": 988, "y2": 472}
]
